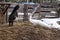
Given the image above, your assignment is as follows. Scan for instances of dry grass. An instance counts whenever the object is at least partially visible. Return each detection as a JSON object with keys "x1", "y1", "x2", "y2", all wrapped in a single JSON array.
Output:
[{"x1": 0, "y1": 22, "x2": 60, "y2": 40}]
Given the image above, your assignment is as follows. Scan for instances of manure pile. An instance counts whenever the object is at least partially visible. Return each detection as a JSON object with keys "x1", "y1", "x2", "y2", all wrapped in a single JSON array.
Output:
[{"x1": 0, "y1": 22, "x2": 60, "y2": 40}]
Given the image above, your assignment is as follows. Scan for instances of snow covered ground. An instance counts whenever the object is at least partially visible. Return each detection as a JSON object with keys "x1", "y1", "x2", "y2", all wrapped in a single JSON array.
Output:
[
  {"x1": 29, "y1": 16, "x2": 60, "y2": 29},
  {"x1": 41, "y1": 18, "x2": 60, "y2": 28}
]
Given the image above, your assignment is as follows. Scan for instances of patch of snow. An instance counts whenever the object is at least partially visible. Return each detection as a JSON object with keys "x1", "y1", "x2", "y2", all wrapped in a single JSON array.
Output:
[
  {"x1": 29, "y1": 16, "x2": 60, "y2": 29},
  {"x1": 50, "y1": 11, "x2": 57, "y2": 14},
  {"x1": 8, "y1": 12, "x2": 31, "y2": 15},
  {"x1": 41, "y1": 18, "x2": 60, "y2": 29}
]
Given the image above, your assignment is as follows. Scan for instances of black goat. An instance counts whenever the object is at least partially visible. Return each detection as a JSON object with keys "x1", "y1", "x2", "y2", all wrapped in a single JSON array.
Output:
[{"x1": 8, "y1": 5, "x2": 19, "y2": 26}]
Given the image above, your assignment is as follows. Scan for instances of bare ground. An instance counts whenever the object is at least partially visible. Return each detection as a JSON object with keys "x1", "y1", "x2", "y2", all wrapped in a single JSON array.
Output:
[{"x1": 0, "y1": 22, "x2": 60, "y2": 40}]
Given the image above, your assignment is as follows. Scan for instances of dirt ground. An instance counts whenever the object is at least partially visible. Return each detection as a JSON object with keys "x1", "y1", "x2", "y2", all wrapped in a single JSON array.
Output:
[{"x1": 0, "y1": 22, "x2": 60, "y2": 40}]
